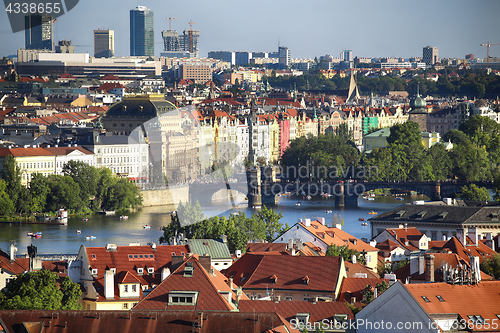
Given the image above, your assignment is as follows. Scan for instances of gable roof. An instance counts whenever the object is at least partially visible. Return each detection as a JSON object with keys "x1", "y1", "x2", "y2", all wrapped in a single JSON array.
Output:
[
  {"x1": 298, "y1": 220, "x2": 378, "y2": 252},
  {"x1": 337, "y1": 277, "x2": 390, "y2": 303},
  {"x1": 82, "y1": 244, "x2": 189, "y2": 300},
  {"x1": 0, "y1": 248, "x2": 28, "y2": 275},
  {"x1": 134, "y1": 255, "x2": 241, "y2": 311},
  {"x1": 225, "y1": 254, "x2": 343, "y2": 292}
]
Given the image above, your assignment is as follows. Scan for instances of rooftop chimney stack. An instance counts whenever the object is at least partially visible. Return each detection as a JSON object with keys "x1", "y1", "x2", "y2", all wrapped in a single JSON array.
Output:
[
  {"x1": 161, "y1": 267, "x2": 171, "y2": 281},
  {"x1": 485, "y1": 233, "x2": 494, "y2": 251},
  {"x1": 456, "y1": 228, "x2": 466, "y2": 247},
  {"x1": 104, "y1": 270, "x2": 114, "y2": 299},
  {"x1": 425, "y1": 253, "x2": 435, "y2": 282},
  {"x1": 468, "y1": 227, "x2": 478, "y2": 246},
  {"x1": 171, "y1": 255, "x2": 185, "y2": 272},
  {"x1": 10, "y1": 244, "x2": 17, "y2": 262},
  {"x1": 199, "y1": 255, "x2": 212, "y2": 272},
  {"x1": 304, "y1": 218, "x2": 311, "y2": 227}
]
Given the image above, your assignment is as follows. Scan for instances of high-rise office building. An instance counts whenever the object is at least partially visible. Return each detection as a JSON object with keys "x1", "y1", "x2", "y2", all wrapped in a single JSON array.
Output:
[
  {"x1": 341, "y1": 49, "x2": 353, "y2": 62},
  {"x1": 423, "y1": 46, "x2": 439, "y2": 66},
  {"x1": 130, "y1": 6, "x2": 154, "y2": 57},
  {"x1": 25, "y1": 14, "x2": 53, "y2": 51},
  {"x1": 94, "y1": 29, "x2": 115, "y2": 58},
  {"x1": 278, "y1": 46, "x2": 290, "y2": 69}
]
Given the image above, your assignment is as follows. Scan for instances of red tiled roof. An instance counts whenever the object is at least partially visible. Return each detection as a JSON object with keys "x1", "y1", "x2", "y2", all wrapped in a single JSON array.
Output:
[
  {"x1": 85, "y1": 244, "x2": 189, "y2": 301},
  {"x1": 246, "y1": 243, "x2": 287, "y2": 253},
  {"x1": 134, "y1": 255, "x2": 242, "y2": 311},
  {"x1": 406, "y1": 281, "x2": 500, "y2": 331},
  {"x1": 225, "y1": 254, "x2": 343, "y2": 292},
  {"x1": 337, "y1": 277, "x2": 389, "y2": 303},
  {"x1": 239, "y1": 300, "x2": 354, "y2": 321},
  {"x1": 0, "y1": 249, "x2": 28, "y2": 275},
  {"x1": 300, "y1": 220, "x2": 378, "y2": 253},
  {"x1": 0, "y1": 147, "x2": 55, "y2": 157},
  {"x1": 344, "y1": 262, "x2": 380, "y2": 279}
]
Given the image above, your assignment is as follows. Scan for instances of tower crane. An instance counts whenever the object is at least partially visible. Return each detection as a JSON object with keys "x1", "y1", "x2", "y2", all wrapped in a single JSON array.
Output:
[
  {"x1": 480, "y1": 42, "x2": 500, "y2": 69},
  {"x1": 166, "y1": 17, "x2": 179, "y2": 31}
]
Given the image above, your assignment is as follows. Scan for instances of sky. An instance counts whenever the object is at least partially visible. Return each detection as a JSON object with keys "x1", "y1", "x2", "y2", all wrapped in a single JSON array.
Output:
[{"x1": 1, "y1": 0, "x2": 499, "y2": 61}]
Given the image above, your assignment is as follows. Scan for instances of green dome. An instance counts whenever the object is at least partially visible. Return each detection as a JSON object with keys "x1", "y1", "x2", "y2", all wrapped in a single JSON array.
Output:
[{"x1": 414, "y1": 95, "x2": 426, "y2": 108}]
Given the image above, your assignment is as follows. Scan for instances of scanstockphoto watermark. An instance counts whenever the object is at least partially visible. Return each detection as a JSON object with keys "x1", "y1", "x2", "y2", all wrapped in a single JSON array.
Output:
[
  {"x1": 4, "y1": 0, "x2": 80, "y2": 33},
  {"x1": 290, "y1": 318, "x2": 438, "y2": 331},
  {"x1": 277, "y1": 162, "x2": 379, "y2": 181}
]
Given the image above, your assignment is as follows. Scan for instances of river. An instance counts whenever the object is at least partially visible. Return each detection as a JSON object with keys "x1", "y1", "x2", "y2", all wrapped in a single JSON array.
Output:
[{"x1": 0, "y1": 194, "x2": 425, "y2": 256}]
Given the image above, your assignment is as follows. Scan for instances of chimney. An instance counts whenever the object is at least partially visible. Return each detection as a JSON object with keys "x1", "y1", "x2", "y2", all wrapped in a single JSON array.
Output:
[
  {"x1": 221, "y1": 234, "x2": 227, "y2": 244},
  {"x1": 161, "y1": 267, "x2": 171, "y2": 281},
  {"x1": 171, "y1": 255, "x2": 184, "y2": 272},
  {"x1": 335, "y1": 223, "x2": 342, "y2": 230},
  {"x1": 320, "y1": 217, "x2": 326, "y2": 226},
  {"x1": 485, "y1": 233, "x2": 494, "y2": 251},
  {"x1": 290, "y1": 247, "x2": 296, "y2": 256},
  {"x1": 199, "y1": 255, "x2": 212, "y2": 272},
  {"x1": 468, "y1": 227, "x2": 478, "y2": 246},
  {"x1": 104, "y1": 270, "x2": 114, "y2": 299},
  {"x1": 425, "y1": 254, "x2": 435, "y2": 282},
  {"x1": 287, "y1": 238, "x2": 293, "y2": 250},
  {"x1": 304, "y1": 218, "x2": 311, "y2": 227},
  {"x1": 235, "y1": 250, "x2": 242, "y2": 258},
  {"x1": 10, "y1": 244, "x2": 17, "y2": 262},
  {"x1": 351, "y1": 254, "x2": 357, "y2": 264},
  {"x1": 456, "y1": 228, "x2": 466, "y2": 246},
  {"x1": 228, "y1": 277, "x2": 233, "y2": 289}
]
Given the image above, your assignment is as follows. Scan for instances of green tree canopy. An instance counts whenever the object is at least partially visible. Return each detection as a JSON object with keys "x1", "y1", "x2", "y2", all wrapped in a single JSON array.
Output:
[
  {"x1": 459, "y1": 184, "x2": 491, "y2": 201},
  {"x1": 481, "y1": 253, "x2": 500, "y2": 279},
  {"x1": 0, "y1": 270, "x2": 81, "y2": 310}
]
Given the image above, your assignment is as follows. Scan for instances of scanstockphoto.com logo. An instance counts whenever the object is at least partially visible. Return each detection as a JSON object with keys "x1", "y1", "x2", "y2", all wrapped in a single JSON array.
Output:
[{"x1": 4, "y1": 0, "x2": 79, "y2": 33}]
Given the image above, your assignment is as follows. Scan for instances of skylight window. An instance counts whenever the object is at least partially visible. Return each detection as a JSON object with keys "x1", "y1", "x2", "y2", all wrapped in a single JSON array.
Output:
[
  {"x1": 421, "y1": 296, "x2": 430, "y2": 302},
  {"x1": 467, "y1": 315, "x2": 485, "y2": 324},
  {"x1": 436, "y1": 295, "x2": 445, "y2": 302}
]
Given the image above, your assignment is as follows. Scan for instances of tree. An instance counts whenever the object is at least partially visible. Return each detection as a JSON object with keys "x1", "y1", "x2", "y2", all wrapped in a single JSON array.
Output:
[
  {"x1": 45, "y1": 175, "x2": 82, "y2": 212},
  {"x1": 0, "y1": 179, "x2": 14, "y2": 216},
  {"x1": 0, "y1": 270, "x2": 81, "y2": 310},
  {"x1": 252, "y1": 205, "x2": 285, "y2": 242},
  {"x1": 28, "y1": 173, "x2": 49, "y2": 213},
  {"x1": 481, "y1": 253, "x2": 500, "y2": 279},
  {"x1": 63, "y1": 160, "x2": 98, "y2": 211},
  {"x1": 459, "y1": 184, "x2": 491, "y2": 201},
  {"x1": 325, "y1": 244, "x2": 365, "y2": 265},
  {"x1": 361, "y1": 280, "x2": 389, "y2": 304},
  {"x1": 0, "y1": 155, "x2": 23, "y2": 211}
]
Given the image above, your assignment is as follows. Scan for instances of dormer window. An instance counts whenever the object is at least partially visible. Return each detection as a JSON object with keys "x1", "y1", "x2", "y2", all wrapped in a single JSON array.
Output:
[
  {"x1": 183, "y1": 263, "x2": 194, "y2": 277},
  {"x1": 91, "y1": 268, "x2": 98, "y2": 276},
  {"x1": 395, "y1": 210, "x2": 405, "y2": 218},
  {"x1": 110, "y1": 268, "x2": 116, "y2": 274},
  {"x1": 438, "y1": 212, "x2": 448, "y2": 219},
  {"x1": 168, "y1": 291, "x2": 198, "y2": 306},
  {"x1": 416, "y1": 211, "x2": 427, "y2": 219},
  {"x1": 302, "y1": 276, "x2": 309, "y2": 285},
  {"x1": 147, "y1": 267, "x2": 154, "y2": 274},
  {"x1": 270, "y1": 274, "x2": 278, "y2": 284},
  {"x1": 137, "y1": 268, "x2": 144, "y2": 275},
  {"x1": 295, "y1": 313, "x2": 310, "y2": 325}
]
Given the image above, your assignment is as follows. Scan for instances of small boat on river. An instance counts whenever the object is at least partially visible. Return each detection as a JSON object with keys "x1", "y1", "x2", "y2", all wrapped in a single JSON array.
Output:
[
  {"x1": 120, "y1": 215, "x2": 129, "y2": 219},
  {"x1": 368, "y1": 211, "x2": 378, "y2": 215},
  {"x1": 85, "y1": 235, "x2": 96, "y2": 240},
  {"x1": 143, "y1": 225, "x2": 151, "y2": 229}
]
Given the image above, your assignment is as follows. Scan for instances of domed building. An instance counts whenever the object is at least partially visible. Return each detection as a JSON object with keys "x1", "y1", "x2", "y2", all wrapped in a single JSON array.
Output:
[{"x1": 409, "y1": 86, "x2": 428, "y2": 132}]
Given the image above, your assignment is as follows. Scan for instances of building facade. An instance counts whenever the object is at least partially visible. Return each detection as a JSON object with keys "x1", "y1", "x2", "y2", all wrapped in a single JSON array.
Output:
[
  {"x1": 94, "y1": 29, "x2": 115, "y2": 58},
  {"x1": 24, "y1": 14, "x2": 53, "y2": 51},
  {"x1": 130, "y1": 6, "x2": 154, "y2": 57},
  {"x1": 423, "y1": 46, "x2": 439, "y2": 66}
]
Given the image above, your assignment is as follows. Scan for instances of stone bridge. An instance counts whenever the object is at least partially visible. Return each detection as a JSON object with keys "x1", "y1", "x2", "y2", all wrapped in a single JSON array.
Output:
[{"x1": 188, "y1": 172, "x2": 494, "y2": 207}]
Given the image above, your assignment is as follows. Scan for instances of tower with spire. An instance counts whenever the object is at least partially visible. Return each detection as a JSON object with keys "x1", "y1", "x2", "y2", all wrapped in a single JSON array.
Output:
[{"x1": 408, "y1": 84, "x2": 428, "y2": 132}]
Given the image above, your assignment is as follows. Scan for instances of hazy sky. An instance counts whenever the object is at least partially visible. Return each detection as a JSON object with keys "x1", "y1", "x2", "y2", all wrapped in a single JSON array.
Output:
[{"x1": 1, "y1": 0, "x2": 499, "y2": 60}]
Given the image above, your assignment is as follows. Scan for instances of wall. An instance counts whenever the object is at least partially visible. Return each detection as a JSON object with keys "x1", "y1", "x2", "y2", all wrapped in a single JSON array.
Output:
[{"x1": 140, "y1": 185, "x2": 189, "y2": 207}]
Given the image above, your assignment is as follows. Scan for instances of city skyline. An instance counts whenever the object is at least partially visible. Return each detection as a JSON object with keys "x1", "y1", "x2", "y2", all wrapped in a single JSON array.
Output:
[{"x1": 0, "y1": 0, "x2": 499, "y2": 60}]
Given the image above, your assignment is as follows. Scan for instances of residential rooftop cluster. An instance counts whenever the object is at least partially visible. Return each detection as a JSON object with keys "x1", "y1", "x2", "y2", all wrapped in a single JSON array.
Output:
[{"x1": 1, "y1": 198, "x2": 500, "y2": 332}]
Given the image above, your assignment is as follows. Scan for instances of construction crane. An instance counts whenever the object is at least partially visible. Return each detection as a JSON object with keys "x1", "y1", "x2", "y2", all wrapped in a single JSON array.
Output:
[
  {"x1": 480, "y1": 42, "x2": 500, "y2": 69},
  {"x1": 188, "y1": 20, "x2": 196, "y2": 54},
  {"x1": 166, "y1": 17, "x2": 179, "y2": 31}
]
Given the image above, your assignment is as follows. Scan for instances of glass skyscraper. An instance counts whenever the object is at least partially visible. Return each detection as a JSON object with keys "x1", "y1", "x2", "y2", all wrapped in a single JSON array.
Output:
[
  {"x1": 130, "y1": 6, "x2": 154, "y2": 57},
  {"x1": 25, "y1": 14, "x2": 53, "y2": 51}
]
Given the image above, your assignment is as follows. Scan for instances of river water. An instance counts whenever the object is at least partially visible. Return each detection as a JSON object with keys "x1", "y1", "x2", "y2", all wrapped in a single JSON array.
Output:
[{"x1": 0, "y1": 194, "x2": 425, "y2": 256}]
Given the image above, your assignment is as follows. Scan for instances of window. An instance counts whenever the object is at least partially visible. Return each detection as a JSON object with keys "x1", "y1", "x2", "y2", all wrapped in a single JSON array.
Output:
[
  {"x1": 124, "y1": 285, "x2": 128, "y2": 292},
  {"x1": 91, "y1": 268, "x2": 98, "y2": 275},
  {"x1": 123, "y1": 303, "x2": 128, "y2": 309},
  {"x1": 421, "y1": 296, "x2": 430, "y2": 302},
  {"x1": 436, "y1": 295, "x2": 445, "y2": 302},
  {"x1": 132, "y1": 284, "x2": 137, "y2": 292},
  {"x1": 168, "y1": 291, "x2": 198, "y2": 305},
  {"x1": 137, "y1": 268, "x2": 144, "y2": 274},
  {"x1": 468, "y1": 315, "x2": 485, "y2": 324},
  {"x1": 147, "y1": 267, "x2": 154, "y2": 274}
]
